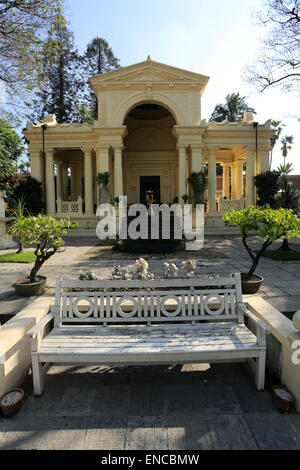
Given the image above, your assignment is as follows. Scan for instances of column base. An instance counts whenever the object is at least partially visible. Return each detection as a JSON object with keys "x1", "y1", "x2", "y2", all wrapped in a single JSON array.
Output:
[{"x1": 205, "y1": 213, "x2": 225, "y2": 229}]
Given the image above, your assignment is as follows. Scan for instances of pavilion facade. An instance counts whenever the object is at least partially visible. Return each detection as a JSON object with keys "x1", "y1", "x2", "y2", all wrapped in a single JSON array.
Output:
[{"x1": 24, "y1": 56, "x2": 274, "y2": 230}]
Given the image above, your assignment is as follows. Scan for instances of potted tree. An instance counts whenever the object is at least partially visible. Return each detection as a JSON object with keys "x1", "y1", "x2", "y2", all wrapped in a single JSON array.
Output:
[
  {"x1": 188, "y1": 171, "x2": 207, "y2": 205},
  {"x1": 12, "y1": 215, "x2": 77, "y2": 297},
  {"x1": 223, "y1": 206, "x2": 300, "y2": 294},
  {"x1": 96, "y1": 172, "x2": 110, "y2": 204}
]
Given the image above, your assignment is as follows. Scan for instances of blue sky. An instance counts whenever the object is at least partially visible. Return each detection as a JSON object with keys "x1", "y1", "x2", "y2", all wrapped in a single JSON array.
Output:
[{"x1": 66, "y1": 0, "x2": 299, "y2": 173}]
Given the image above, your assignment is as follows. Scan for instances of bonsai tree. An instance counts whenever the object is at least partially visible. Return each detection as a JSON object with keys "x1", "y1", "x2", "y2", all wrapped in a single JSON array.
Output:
[
  {"x1": 223, "y1": 206, "x2": 300, "y2": 279},
  {"x1": 188, "y1": 171, "x2": 207, "y2": 205},
  {"x1": 19, "y1": 215, "x2": 77, "y2": 283}
]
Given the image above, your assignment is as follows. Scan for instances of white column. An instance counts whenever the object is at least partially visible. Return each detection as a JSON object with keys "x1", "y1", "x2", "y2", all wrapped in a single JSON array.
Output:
[
  {"x1": 30, "y1": 150, "x2": 43, "y2": 183},
  {"x1": 45, "y1": 149, "x2": 56, "y2": 214},
  {"x1": 56, "y1": 163, "x2": 63, "y2": 199},
  {"x1": 235, "y1": 160, "x2": 244, "y2": 200},
  {"x1": 260, "y1": 148, "x2": 270, "y2": 174},
  {"x1": 223, "y1": 164, "x2": 230, "y2": 199},
  {"x1": 246, "y1": 147, "x2": 255, "y2": 206},
  {"x1": 83, "y1": 148, "x2": 94, "y2": 215},
  {"x1": 208, "y1": 148, "x2": 217, "y2": 214},
  {"x1": 96, "y1": 145, "x2": 110, "y2": 204},
  {"x1": 70, "y1": 165, "x2": 77, "y2": 200},
  {"x1": 178, "y1": 145, "x2": 187, "y2": 204},
  {"x1": 114, "y1": 146, "x2": 124, "y2": 198},
  {"x1": 62, "y1": 164, "x2": 69, "y2": 200},
  {"x1": 190, "y1": 145, "x2": 204, "y2": 172}
]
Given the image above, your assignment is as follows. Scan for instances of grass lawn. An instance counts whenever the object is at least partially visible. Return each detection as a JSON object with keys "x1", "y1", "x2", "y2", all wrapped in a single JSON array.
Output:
[
  {"x1": 262, "y1": 250, "x2": 300, "y2": 261},
  {"x1": 0, "y1": 251, "x2": 36, "y2": 263}
]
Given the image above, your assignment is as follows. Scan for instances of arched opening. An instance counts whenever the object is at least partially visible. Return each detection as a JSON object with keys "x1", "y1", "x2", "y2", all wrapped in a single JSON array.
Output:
[{"x1": 123, "y1": 103, "x2": 178, "y2": 205}]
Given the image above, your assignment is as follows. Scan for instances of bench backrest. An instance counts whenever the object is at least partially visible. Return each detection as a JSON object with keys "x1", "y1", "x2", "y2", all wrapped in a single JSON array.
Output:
[{"x1": 54, "y1": 273, "x2": 243, "y2": 327}]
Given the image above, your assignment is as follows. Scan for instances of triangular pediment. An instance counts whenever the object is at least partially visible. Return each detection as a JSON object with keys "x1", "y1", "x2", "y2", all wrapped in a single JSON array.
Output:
[{"x1": 90, "y1": 57, "x2": 210, "y2": 92}]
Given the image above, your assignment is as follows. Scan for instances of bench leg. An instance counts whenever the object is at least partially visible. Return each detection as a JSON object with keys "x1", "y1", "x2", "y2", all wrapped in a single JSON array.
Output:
[
  {"x1": 32, "y1": 355, "x2": 44, "y2": 396},
  {"x1": 255, "y1": 351, "x2": 266, "y2": 391}
]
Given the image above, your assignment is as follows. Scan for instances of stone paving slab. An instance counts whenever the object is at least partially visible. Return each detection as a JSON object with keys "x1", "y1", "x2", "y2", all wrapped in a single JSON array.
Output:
[{"x1": 1, "y1": 363, "x2": 300, "y2": 450}]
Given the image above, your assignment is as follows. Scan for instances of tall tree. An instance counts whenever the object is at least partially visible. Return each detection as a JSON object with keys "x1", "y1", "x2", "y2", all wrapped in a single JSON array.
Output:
[
  {"x1": 244, "y1": 0, "x2": 300, "y2": 92},
  {"x1": 281, "y1": 135, "x2": 294, "y2": 163},
  {"x1": 0, "y1": 0, "x2": 65, "y2": 122},
  {"x1": 29, "y1": 24, "x2": 86, "y2": 123},
  {"x1": 209, "y1": 92, "x2": 256, "y2": 122},
  {"x1": 269, "y1": 120, "x2": 285, "y2": 169},
  {"x1": 83, "y1": 37, "x2": 120, "y2": 118},
  {"x1": 0, "y1": 119, "x2": 24, "y2": 183}
]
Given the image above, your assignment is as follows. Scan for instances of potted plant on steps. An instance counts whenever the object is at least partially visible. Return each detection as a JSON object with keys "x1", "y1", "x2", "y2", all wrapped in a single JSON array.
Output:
[
  {"x1": 12, "y1": 215, "x2": 77, "y2": 297},
  {"x1": 223, "y1": 206, "x2": 300, "y2": 294}
]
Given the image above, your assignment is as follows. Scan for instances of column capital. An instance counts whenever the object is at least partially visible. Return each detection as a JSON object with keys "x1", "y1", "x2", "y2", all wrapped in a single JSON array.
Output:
[
  {"x1": 81, "y1": 146, "x2": 94, "y2": 153},
  {"x1": 205, "y1": 144, "x2": 219, "y2": 151},
  {"x1": 189, "y1": 143, "x2": 203, "y2": 151},
  {"x1": 112, "y1": 144, "x2": 124, "y2": 151},
  {"x1": 177, "y1": 144, "x2": 187, "y2": 151}
]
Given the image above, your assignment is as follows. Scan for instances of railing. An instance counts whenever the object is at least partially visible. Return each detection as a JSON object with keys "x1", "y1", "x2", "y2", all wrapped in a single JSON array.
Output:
[
  {"x1": 56, "y1": 196, "x2": 83, "y2": 217},
  {"x1": 218, "y1": 196, "x2": 245, "y2": 215}
]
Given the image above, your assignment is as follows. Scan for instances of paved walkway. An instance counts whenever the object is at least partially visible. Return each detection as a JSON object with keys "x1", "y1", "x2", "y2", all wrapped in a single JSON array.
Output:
[
  {"x1": 0, "y1": 234, "x2": 299, "y2": 449},
  {"x1": 1, "y1": 363, "x2": 300, "y2": 450}
]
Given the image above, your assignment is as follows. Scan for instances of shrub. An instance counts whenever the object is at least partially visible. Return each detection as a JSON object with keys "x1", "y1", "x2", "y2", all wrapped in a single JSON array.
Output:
[
  {"x1": 223, "y1": 206, "x2": 300, "y2": 278},
  {"x1": 20, "y1": 215, "x2": 77, "y2": 282}
]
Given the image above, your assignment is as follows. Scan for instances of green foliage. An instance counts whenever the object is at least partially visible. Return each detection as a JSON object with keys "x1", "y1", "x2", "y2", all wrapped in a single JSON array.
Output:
[
  {"x1": 96, "y1": 172, "x2": 110, "y2": 188},
  {"x1": 181, "y1": 194, "x2": 190, "y2": 203},
  {"x1": 75, "y1": 104, "x2": 94, "y2": 124},
  {"x1": 8, "y1": 176, "x2": 44, "y2": 215},
  {"x1": 84, "y1": 37, "x2": 120, "y2": 118},
  {"x1": 188, "y1": 171, "x2": 207, "y2": 205},
  {"x1": 0, "y1": 0, "x2": 66, "y2": 118},
  {"x1": 223, "y1": 206, "x2": 300, "y2": 277},
  {"x1": 277, "y1": 162, "x2": 294, "y2": 176},
  {"x1": 276, "y1": 177, "x2": 299, "y2": 213},
  {"x1": 281, "y1": 135, "x2": 294, "y2": 160},
  {"x1": 0, "y1": 251, "x2": 36, "y2": 263},
  {"x1": 254, "y1": 171, "x2": 280, "y2": 208},
  {"x1": 29, "y1": 24, "x2": 87, "y2": 124},
  {"x1": 209, "y1": 92, "x2": 256, "y2": 122},
  {"x1": 172, "y1": 197, "x2": 179, "y2": 204},
  {"x1": 19, "y1": 215, "x2": 77, "y2": 282},
  {"x1": 7, "y1": 196, "x2": 29, "y2": 253},
  {"x1": 0, "y1": 120, "x2": 24, "y2": 181}
]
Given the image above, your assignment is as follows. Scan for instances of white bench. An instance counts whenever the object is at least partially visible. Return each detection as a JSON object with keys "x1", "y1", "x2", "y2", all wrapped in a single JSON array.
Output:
[{"x1": 27, "y1": 273, "x2": 269, "y2": 396}]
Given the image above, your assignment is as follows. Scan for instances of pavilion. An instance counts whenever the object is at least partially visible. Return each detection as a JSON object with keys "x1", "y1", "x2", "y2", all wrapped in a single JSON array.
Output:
[{"x1": 24, "y1": 56, "x2": 274, "y2": 231}]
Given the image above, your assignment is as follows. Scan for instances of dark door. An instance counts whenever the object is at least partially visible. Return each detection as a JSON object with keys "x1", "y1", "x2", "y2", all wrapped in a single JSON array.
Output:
[{"x1": 140, "y1": 176, "x2": 161, "y2": 206}]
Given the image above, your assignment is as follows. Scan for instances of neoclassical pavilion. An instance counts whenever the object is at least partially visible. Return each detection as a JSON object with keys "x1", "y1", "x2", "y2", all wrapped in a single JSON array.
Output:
[{"x1": 24, "y1": 56, "x2": 274, "y2": 230}]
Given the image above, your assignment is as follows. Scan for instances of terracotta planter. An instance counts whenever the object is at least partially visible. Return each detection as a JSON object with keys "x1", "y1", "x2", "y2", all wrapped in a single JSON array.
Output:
[
  {"x1": 12, "y1": 276, "x2": 47, "y2": 297},
  {"x1": 0, "y1": 388, "x2": 24, "y2": 417},
  {"x1": 240, "y1": 273, "x2": 264, "y2": 295},
  {"x1": 272, "y1": 386, "x2": 295, "y2": 413}
]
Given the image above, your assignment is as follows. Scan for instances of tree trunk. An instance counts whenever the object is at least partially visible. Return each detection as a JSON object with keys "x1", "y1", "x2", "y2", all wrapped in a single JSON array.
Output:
[
  {"x1": 16, "y1": 239, "x2": 24, "y2": 254},
  {"x1": 278, "y1": 238, "x2": 291, "y2": 251}
]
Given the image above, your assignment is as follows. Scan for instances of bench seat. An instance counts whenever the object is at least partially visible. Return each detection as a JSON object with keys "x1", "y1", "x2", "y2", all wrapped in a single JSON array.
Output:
[{"x1": 34, "y1": 323, "x2": 263, "y2": 363}]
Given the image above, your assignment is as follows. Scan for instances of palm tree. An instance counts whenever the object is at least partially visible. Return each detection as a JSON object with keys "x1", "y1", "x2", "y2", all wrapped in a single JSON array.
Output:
[
  {"x1": 281, "y1": 135, "x2": 294, "y2": 163},
  {"x1": 209, "y1": 92, "x2": 256, "y2": 123},
  {"x1": 269, "y1": 120, "x2": 285, "y2": 170}
]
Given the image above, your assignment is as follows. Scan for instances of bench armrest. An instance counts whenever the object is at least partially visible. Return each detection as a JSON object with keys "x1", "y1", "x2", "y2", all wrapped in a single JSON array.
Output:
[
  {"x1": 26, "y1": 308, "x2": 58, "y2": 339},
  {"x1": 237, "y1": 303, "x2": 270, "y2": 346}
]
